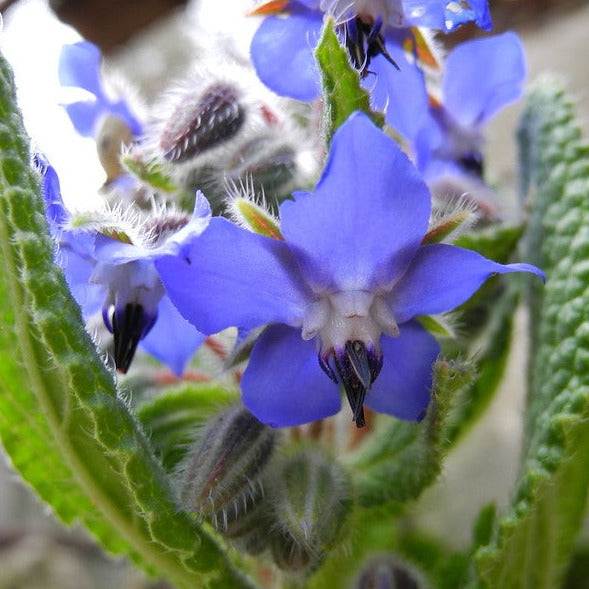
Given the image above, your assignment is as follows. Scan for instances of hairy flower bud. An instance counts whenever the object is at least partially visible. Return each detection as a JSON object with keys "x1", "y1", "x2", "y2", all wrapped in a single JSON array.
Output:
[
  {"x1": 353, "y1": 555, "x2": 428, "y2": 589},
  {"x1": 179, "y1": 405, "x2": 277, "y2": 532},
  {"x1": 160, "y1": 82, "x2": 245, "y2": 164},
  {"x1": 267, "y1": 448, "x2": 351, "y2": 571}
]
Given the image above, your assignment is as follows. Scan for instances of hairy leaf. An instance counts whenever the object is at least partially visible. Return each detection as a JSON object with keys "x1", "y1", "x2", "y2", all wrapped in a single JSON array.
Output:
[
  {"x1": 476, "y1": 79, "x2": 589, "y2": 588},
  {"x1": 0, "y1": 52, "x2": 255, "y2": 589},
  {"x1": 315, "y1": 19, "x2": 384, "y2": 141}
]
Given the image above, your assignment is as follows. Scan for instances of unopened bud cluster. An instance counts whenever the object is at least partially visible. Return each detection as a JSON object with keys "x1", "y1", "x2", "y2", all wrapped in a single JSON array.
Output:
[
  {"x1": 141, "y1": 64, "x2": 311, "y2": 213},
  {"x1": 179, "y1": 406, "x2": 352, "y2": 571}
]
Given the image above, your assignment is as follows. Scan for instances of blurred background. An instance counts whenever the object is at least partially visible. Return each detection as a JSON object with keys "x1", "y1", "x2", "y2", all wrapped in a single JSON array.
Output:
[{"x1": 0, "y1": 0, "x2": 588, "y2": 587}]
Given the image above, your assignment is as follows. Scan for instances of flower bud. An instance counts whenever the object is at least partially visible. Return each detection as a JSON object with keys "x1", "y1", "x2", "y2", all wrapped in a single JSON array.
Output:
[
  {"x1": 160, "y1": 82, "x2": 245, "y2": 164},
  {"x1": 353, "y1": 555, "x2": 428, "y2": 589},
  {"x1": 178, "y1": 404, "x2": 277, "y2": 532},
  {"x1": 267, "y1": 448, "x2": 352, "y2": 571}
]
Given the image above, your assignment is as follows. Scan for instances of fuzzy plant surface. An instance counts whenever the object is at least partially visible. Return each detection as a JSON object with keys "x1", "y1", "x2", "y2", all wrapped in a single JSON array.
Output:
[
  {"x1": 0, "y1": 51, "x2": 255, "y2": 589},
  {"x1": 475, "y1": 79, "x2": 589, "y2": 589},
  {"x1": 1, "y1": 5, "x2": 589, "y2": 589}
]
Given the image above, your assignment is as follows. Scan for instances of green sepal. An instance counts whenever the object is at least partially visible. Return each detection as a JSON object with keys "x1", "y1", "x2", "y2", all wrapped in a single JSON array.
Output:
[
  {"x1": 0, "y1": 52, "x2": 255, "y2": 589},
  {"x1": 122, "y1": 152, "x2": 179, "y2": 194},
  {"x1": 417, "y1": 314, "x2": 456, "y2": 339},
  {"x1": 315, "y1": 18, "x2": 385, "y2": 142},
  {"x1": 475, "y1": 79, "x2": 589, "y2": 589}
]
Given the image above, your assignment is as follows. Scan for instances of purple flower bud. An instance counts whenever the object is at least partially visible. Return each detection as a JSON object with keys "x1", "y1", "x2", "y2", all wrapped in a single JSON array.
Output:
[
  {"x1": 160, "y1": 82, "x2": 245, "y2": 164},
  {"x1": 179, "y1": 405, "x2": 277, "y2": 529}
]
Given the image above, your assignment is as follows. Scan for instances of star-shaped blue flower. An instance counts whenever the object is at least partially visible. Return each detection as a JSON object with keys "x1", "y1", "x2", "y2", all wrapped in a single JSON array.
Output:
[
  {"x1": 38, "y1": 155, "x2": 206, "y2": 376},
  {"x1": 249, "y1": 0, "x2": 491, "y2": 112},
  {"x1": 414, "y1": 32, "x2": 526, "y2": 183},
  {"x1": 155, "y1": 113, "x2": 543, "y2": 428},
  {"x1": 59, "y1": 41, "x2": 142, "y2": 138}
]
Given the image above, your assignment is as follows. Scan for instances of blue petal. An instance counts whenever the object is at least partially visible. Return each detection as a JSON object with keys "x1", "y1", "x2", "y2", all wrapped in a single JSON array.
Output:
[
  {"x1": 140, "y1": 295, "x2": 205, "y2": 376},
  {"x1": 402, "y1": 1, "x2": 446, "y2": 28},
  {"x1": 251, "y1": 8, "x2": 323, "y2": 101},
  {"x1": 445, "y1": 0, "x2": 492, "y2": 32},
  {"x1": 443, "y1": 32, "x2": 526, "y2": 128},
  {"x1": 365, "y1": 36, "x2": 430, "y2": 144},
  {"x1": 59, "y1": 41, "x2": 142, "y2": 136},
  {"x1": 242, "y1": 324, "x2": 341, "y2": 427},
  {"x1": 155, "y1": 218, "x2": 311, "y2": 334},
  {"x1": 64, "y1": 100, "x2": 104, "y2": 137},
  {"x1": 35, "y1": 155, "x2": 68, "y2": 230},
  {"x1": 390, "y1": 244, "x2": 545, "y2": 323},
  {"x1": 414, "y1": 116, "x2": 444, "y2": 172},
  {"x1": 155, "y1": 190, "x2": 212, "y2": 257},
  {"x1": 109, "y1": 100, "x2": 143, "y2": 137},
  {"x1": 280, "y1": 112, "x2": 431, "y2": 291},
  {"x1": 59, "y1": 234, "x2": 104, "y2": 318},
  {"x1": 365, "y1": 321, "x2": 439, "y2": 421},
  {"x1": 59, "y1": 41, "x2": 103, "y2": 96}
]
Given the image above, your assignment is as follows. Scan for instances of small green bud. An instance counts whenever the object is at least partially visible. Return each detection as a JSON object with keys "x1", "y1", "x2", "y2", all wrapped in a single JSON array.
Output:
[
  {"x1": 354, "y1": 555, "x2": 428, "y2": 589},
  {"x1": 267, "y1": 448, "x2": 352, "y2": 572},
  {"x1": 179, "y1": 405, "x2": 277, "y2": 532}
]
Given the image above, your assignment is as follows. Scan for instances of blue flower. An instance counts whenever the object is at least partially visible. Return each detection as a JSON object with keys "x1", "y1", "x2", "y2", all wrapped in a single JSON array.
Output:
[
  {"x1": 37, "y1": 155, "x2": 207, "y2": 375},
  {"x1": 155, "y1": 113, "x2": 543, "y2": 428},
  {"x1": 413, "y1": 32, "x2": 526, "y2": 183},
  {"x1": 59, "y1": 41, "x2": 143, "y2": 138},
  {"x1": 249, "y1": 0, "x2": 491, "y2": 104}
]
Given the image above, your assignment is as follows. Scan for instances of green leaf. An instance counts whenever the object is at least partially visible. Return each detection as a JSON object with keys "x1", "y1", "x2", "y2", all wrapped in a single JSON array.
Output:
[
  {"x1": 0, "y1": 52, "x2": 255, "y2": 589},
  {"x1": 475, "y1": 79, "x2": 589, "y2": 588},
  {"x1": 315, "y1": 18, "x2": 384, "y2": 141},
  {"x1": 137, "y1": 384, "x2": 238, "y2": 470},
  {"x1": 349, "y1": 360, "x2": 474, "y2": 507}
]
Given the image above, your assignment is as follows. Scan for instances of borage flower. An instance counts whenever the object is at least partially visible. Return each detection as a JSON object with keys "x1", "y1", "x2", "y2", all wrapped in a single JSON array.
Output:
[
  {"x1": 249, "y1": 0, "x2": 490, "y2": 109},
  {"x1": 59, "y1": 41, "x2": 142, "y2": 139},
  {"x1": 249, "y1": 1, "x2": 488, "y2": 141},
  {"x1": 414, "y1": 32, "x2": 526, "y2": 188},
  {"x1": 156, "y1": 113, "x2": 543, "y2": 428},
  {"x1": 38, "y1": 156, "x2": 207, "y2": 375}
]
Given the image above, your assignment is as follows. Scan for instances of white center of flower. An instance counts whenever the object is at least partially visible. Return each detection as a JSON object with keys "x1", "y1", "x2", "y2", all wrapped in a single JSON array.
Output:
[
  {"x1": 92, "y1": 260, "x2": 165, "y2": 318},
  {"x1": 301, "y1": 290, "x2": 399, "y2": 353}
]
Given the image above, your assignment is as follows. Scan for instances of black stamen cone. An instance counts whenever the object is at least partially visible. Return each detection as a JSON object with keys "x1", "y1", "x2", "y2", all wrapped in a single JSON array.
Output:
[
  {"x1": 340, "y1": 17, "x2": 399, "y2": 78},
  {"x1": 112, "y1": 303, "x2": 146, "y2": 374},
  {"x1": 160, "y1": 82, "x2": 245, "y2": 163},
  {"x1": 331, "y1": 341, "x2": 383, "y2": 428},
  {"x1": 458, "y1": 150, "x2": 485, "y2": 178}
]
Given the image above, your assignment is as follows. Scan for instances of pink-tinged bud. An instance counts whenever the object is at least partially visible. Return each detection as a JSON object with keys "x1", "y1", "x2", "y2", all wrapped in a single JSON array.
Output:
[
  {"x1": 178, "y1": 405, "x2": 277, "y2": 534},
  {"x1": 160, "y1": 82, "x2": 244, "y2": 163}
]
